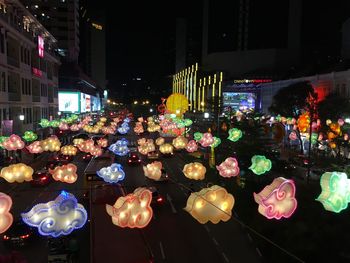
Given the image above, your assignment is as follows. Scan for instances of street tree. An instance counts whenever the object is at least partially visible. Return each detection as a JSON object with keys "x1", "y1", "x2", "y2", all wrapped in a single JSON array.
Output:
[{"x1": 318, "y1": 93, "x2": 350, "y2": 123}]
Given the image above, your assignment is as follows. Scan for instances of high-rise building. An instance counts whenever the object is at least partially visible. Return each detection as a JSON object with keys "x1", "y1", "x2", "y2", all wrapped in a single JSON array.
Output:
[
  {"x1": 21, "y1": 0, "x2": 79, "y2": 62},
  {"x1": 0, "y1": 0, "x2": 60, "y2": 135},
  {"x1": 342, "y1": 18, "x2": 350, "y2": 60}
]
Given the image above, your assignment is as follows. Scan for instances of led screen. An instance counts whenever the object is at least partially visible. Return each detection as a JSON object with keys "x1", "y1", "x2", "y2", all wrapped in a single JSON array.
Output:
[
  {"x1": 58, "y1": 92, "x2": 80, "y2": 113},
  {"x1": 81, "y1": 93, "x2": 91, "y2": 113},
  {"x1": 223, "y1": 92, "x2": 256, "y2": 110},
  {"x1": 91, "y1": 96, "x2": 101, "y2": 111}
]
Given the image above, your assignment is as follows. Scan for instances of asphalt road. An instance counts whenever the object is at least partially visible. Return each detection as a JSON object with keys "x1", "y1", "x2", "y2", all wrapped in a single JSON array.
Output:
[{"x1": 0, "y1": 127, "x2": 261, "y2": 263}]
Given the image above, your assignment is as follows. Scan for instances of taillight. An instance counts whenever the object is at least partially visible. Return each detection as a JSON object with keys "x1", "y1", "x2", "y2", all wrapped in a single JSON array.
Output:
[
  {"x1": 138, "y1": 159, "x2": 141, "y2": 162},
  {"x1": 3, "y1": 235, "x2": 9, "y2": 240},
  {"x1": 41, "y1": 176, "x2": 48, "y2": 181},
  {"x1": 157, "y1": 197, "x2": 163, "y2": 202},
  {"x1": 128, "y1": 160, "x2": 131, "y2": 162},
  {"x1": 20, "y1": 234, "x2": 30, "y2": 239}
]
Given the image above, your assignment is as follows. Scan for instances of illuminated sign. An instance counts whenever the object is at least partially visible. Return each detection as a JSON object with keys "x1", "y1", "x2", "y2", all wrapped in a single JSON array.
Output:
[
  {"x1": 80, "y1": 93, "x2": 91, "y2": 113},
  {"x1": 38, "y1": 36, "x2": 44, "y2": 58},
  {"x1": 223, "y1": 92, "x2": 256, "y2": 110},
  {"x1": 233, "y1": 79, "x2": 272, "y2": 84},
  {"x1": 32, "y1": 67, "x2": 42, "y2": 77},
  {"x1": 58, "y1": 92, "x2": 80, "y2": 113}
]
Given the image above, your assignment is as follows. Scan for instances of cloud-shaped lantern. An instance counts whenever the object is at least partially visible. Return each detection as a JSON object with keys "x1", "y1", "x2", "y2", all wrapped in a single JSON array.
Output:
[
  {"x1": 0, "y1": 192, "x2": 13, "y2": 234},
  {"x1": 155, "y1": 137, "x2": 165, "y2": 146},
  {"x1": 172, "y1": 136, "x2": 188, "y2": 150},
  {"x1": 249, "y1": 155, "x2": 272, "y2": 175},
  {"x1": 254, "y1": 177, "x2": 297, "y2": 219},
  {"x1": 138, "y1": 142, "x2": 155, "y2": 155},
  {"x1": 22, "y1": 131, "x2": 38, "y2": 142},
  {"x1": 227, "y1": 128, "x2": 243, "y2": 142},
  {"x1": 106, "y1": 187, "x2": 153, "y2": 228},
  {"x1": 102, "y1": 126, "x2": 116, "y2": 135},
  {"x1": 60, "y1": 145, "x2": 78, "y2": 156},
  {"x1": 2, "y1": 135, "x2": 25, "y2": 151},
  {"x1": 159, "y1": 143, "x2": 174, "y2": 155},
  {"x1": 186, "y1": 140, "x2": 198, "y2": 153},
  {"x1": 199, "y1": 133, "x2": 214, "y2": 147},
  {"x1": 40, "y1": 136, "x2": 61, "y2": 152},
  {"x1": 0, "y1": 163, "x2": 33, "y2": 183},
  {"x1": 21, "y1": 191, "x2": 87, "y2": 237},
  {"x1": 27, "y1": 141, "x2": 43, "y2": 154},
  {"x1": 97, "y1": 138, "x2": 108, "y2": 148},
  {"x1": 216, "y1": 157, "x2": 240, "y2": 178},
  {"x1": 97, "y1": 163, "x2": 125, "y2": 183},
  {"x1": 143, "y1": 161, "x2": 162, "y2": 181},
  {"x1": 316, "y1": 172, "x2": 350, "y2": 213},
  {"x1": 77, "y1": 139, "x2": 95, "y2": 153},
  {"x1": 70, "y1": 124, "x2": 80, "y2": 132},
  {"x1": 117, "y1": 123, "x2": 130, "y2": 134},
  {"x1": 109, "y1": 139, "x2": 130, "y2": 156},
  {"x1": 183, "y1": 162, "x2": 206, "y2": 180},
  {"x1": 59, "y1": 122, "x2": 69, "y2": 131},
  {"x1": 49, "y1": 164, "x2": 78, "y2": 184},
  {"x1": 184, "y1": 185, "x2": 234, "y2": 224},
  {"x1": 138, "y1": 138, "x2": 147, "y2": 146}
]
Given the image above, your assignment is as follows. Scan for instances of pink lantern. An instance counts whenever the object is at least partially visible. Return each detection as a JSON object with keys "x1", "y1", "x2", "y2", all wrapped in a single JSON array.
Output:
[
  {"x1": 0, "y1": 192, "x2": 13, "y2": 234},
  {"x1": 70, "y1": 124, "x2": 80, "y2": 131},
  {"x1": 199, "y1": 133, "x2": 214, "y2": 147},
  {"x1": 2, "y1": 135, "x2": 25, "y2": 151},
  {"x1": 338, "y1": 118, "x2": 345, "y2": 126},
  {"x1": 49, "y1": 163, "x2": 78, "y2": 184},
  {"x1": 27, "y1": 141, "x2": 43, "y2": 154},
  {"x1": 216, "y1": 157, "x2": 240, "y2": 178},
  {"x1": 186, "y1": 140, "x2": 198, "y2": 153},
  {"x1": 59, "y1": 122, "x2": 69, "y2": 131}
]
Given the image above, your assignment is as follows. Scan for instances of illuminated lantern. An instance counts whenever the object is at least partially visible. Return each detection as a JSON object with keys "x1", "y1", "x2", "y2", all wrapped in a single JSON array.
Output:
[
  {"x1": 316, "y1": 172, "x2": 350, "y2": 213},
  {"x1": 186, "y1": 140, "x2": 198, "y2": 153},
  {"x1": 159, "y1": 143, "x2": 174, "y2": 155},
  {"x1": 138, "y1": 138, "x2": 147, "y2": 146},
  {"x1": 254, "y1": 177, "x2": 297, "y2": 219},
  {"x1": 227, "y1": 128, "x2": 243, "y2": 142},
  {"x1": 0, "y1": 192, "x2": 13, "y2": 234},
  {"x1": 199, "y1": 133, "x2": 214, "y2": 147},
  {"x1": 49, "y1": 164, "x2": 78, "y2": 184},
  {"x1": 22, "y1": 131, "x2": 38, "y2": 142},
  {"x1": 77, "y1": 139, "x2": 95, "y2": 153},
  {"x1": 216, "y1": 157, "x2": 240, "y2": 178},
  {"x1": 193, "y1": 132, "x2": 203, "y2": 142},
  {"x1": 2, "y1": 135, "x2": 25, "y2": 151},
  {"x1": 249, "y1": 155, "x2": 272, "y2": 175},
  {"x1": 289, "y1": 131, "x2": 297, "y2": 141},
  {"x1": 338, "y1": 118, "x2": 345, "y2": 126},
  {"x1": 100, "y1": 117, "x2": 107, "y2": 122},
  {"x1": 40, "y1": 136, "x2": 61, "y2": 152},
  {"x1": 97, "y1": 138, "x2": 108, "y2": 148},
  {"x1": 0, "y1": 163, "x2": 33, "y2": 183},
  {"x1": 59, "y1": 122, "x2": 69, "y2": 131},
  {"x1": 172, "y1": 136, "x2": 188, "y2": 150},
  {"x1": 70, "y1": 124, "x2": 80, "y2": 131},
  {"x1": 329, "y1": 142, "x2": 337, "y2": 149},
  {"x1": 155, "y1": 137, "x2": 165, "y2": 146},
  {"x1": 184, "y1": 185, "x2": 234, "y2": 224},
  {"x1": 27, "y1": 141, "x2": 43, "y2": 154},
  {"x1": 329, "y1": 123, "x2": 341, "y2": 135},
  {"x1": 344, "y1": 134, "x2": 349, "y2": 141},
  {"x1": 183, "y1": 162, "x2": 206, "y2": 180},
  {"x1": 97, "y1": 163, "x2": 125, "y2": 183},
  {"x1": 138, "y1": 142, "x2": 155, "y2": 155},
  {"x1": 109, "y1": 139, "x2": 130, "y2": 156},
  {"x1": 297, "y1": 112, "x2": 310, "y2": 133},
  {"x1": 166, "y1": 93, "x2": 189, "y2": 117},
  {"x1": 212, "y1": 137, "x2": 221, "y2": 148},
  {"x1": 49, "y1": 120, "x2": 60, "y2": 128},
  {"x1": 138, "y1": 117, "x2": 144, "y2": 122},
  {"x1": 106, "y1": 187, "x2": 153, "y2": 228},
  {"x1": 73, "y1": 138, "x2": 85, "y2": 146},
  {"x1": 21, "y1": 191, "x2": 87, "y2": 237},
  {"x1": 143, "y1": 161, "x2": 162, "y2": 181},
  {"x1": 60, "y1": 145, "x2": 77, "y2": 156},
  {"x1": 117, "y1": 125, "x2": 129, "y2": 134},
  {"x1": 0, "y1": 136, "x2": 9, "y2": 149},
  {"x1": 39, "y1": 119, "x2": 50, "y2": 128},
  {"x1": 134, "y1": 125, "x2": 144, "y2": 134},
  {"x1": 90, "y1": 146, "x2": 103, "y2": 156}
]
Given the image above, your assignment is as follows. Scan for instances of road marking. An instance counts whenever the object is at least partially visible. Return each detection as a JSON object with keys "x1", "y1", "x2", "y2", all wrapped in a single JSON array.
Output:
[
  {"x1": 222, "y1": 252, "x2": 230, "y2": 263},
  {"x1": 166, "y1": 194, "x2": 177, "y2": 213},
  {"x1": 159, "y1": 241, "x2": 166, "y2": 260},
  {"x1": 204, "y1": 225, "x2": 210, "y2": 233},
  {"x1": 212, "y1": 237, "x2": 219, "y2": 246},
  {"x1": 256, "y1": 247, "x2": 262, "y2": 257}
]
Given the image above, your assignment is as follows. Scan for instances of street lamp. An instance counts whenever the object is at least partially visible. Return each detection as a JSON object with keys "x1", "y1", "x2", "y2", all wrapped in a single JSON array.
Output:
[
  {"x1": 134, "y1": 100, "x2": 138, "y2": 105},
  {"x1": 150, "y1": 108, "x2": 153, "y2": 113},
  {"x1": 57, "y1": 112, "x2": 61, "y2": 116},
  {"x1": 204, "y1": 112, "x2": 210, "y2": 119},
  {"x1": 19, "y1": 114, "x2": 25, "y2": 121}
]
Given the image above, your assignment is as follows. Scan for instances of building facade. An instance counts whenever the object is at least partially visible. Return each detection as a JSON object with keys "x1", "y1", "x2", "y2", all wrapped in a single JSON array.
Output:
[{"x1": 0, "y1": 0, "x2": 60, "y2": 135}]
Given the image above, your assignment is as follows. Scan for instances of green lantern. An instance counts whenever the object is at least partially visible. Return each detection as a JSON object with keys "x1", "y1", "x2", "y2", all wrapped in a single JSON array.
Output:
[
  {"x1": 249, "y1": 155, "x2": 272, "y2": 175},
  {"x1": 194, "y1": 132, "x2": 203, "y2": 142},
  {"x1": 227, "y1": 128, "x2": 243, "y2": 142},
  {"x1": 39, "y1": 119, "x2": 50, "y2": 128},
  {"x1": 22, "y1": 131, "x2": 38, "y2": 142}
]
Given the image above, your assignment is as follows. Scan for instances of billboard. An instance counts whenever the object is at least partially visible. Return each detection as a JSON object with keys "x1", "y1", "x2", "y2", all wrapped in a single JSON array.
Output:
[
  {"x1": 81, "y1": 93, "x2": 91, "y2": 113},
  {"x1": 58, "y1": 92, "x2": 80, "y2": 113},
  {"x1": 38, "y1": 36, "x2": 44, "y2": 58},
  {"x1": 223, "y1": 92, "x2": 256, "y2": 110},
  {"x1": 91, "y1": 96, "x2": 101, "y2": 111}
]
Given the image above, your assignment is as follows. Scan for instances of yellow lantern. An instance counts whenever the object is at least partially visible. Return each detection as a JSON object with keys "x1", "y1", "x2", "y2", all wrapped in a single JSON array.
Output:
[
  {"x1": 166, "y1": 93, "x2": 189, "y2": 117},
  {"x1": 183, "y1": 162, "x2": 206, "y2": 180},
  {"x1": 1, "y1": 163, "x2": 33, "y2": 183},
  {"x1": 172, "y1": 136, "x2": 188, "y2": 150}
]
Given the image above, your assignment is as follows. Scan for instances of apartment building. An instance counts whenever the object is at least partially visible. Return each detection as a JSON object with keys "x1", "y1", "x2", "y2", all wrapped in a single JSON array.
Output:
[{"x1": 0, "y1": 0, "x2": 60, "y2": 135}]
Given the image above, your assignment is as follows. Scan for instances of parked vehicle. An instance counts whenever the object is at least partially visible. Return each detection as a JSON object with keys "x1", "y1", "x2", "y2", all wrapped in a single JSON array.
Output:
[{"x1": 3, "y1": 221, "x2": 36, "y2": 248}]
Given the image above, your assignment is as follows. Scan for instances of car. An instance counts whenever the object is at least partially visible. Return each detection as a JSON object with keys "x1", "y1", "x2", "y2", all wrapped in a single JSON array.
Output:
[
  {"x1": 127, "y1": 153, "x2": 141, "y2": 165},
  {"x1": 3, "y1": 221, "x2": 36, "y2": 248},
  {"x1": 147, "y1": 151, "x2": 159, "y2": 160},
  {"x1": 145, "y1": 186, "x2": 165, "y2": 206},
  {"x1": 47, "y1": 236, "x2": 79, "y2": 263},
  {"x1": 31, "y1": 169, "x2": 51, "y2": 186},
  {"x1": 46, "y1": 154, "x2": 73, "y2": 169}
]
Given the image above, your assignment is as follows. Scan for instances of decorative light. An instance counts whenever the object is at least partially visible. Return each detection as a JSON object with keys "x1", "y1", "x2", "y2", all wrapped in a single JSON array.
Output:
[
  {"x1": 204, "y1": 112, "x2": 210, "y2": 119},
  {"x1": 212, "y1": 137, "x2": 221, "y2": 148},
  {"x1": 70, "y1": 124, "x2": 80, "y2": 131},
  {"x1": 49, "y1": 120, "x2": 60, "y2": 128},
  {"x1": 227, "y1": 128, "x2": 243, "y2": 142},
  {"x1": 186, "y1": 140, "x2": 198, "y2": 153},
  {"x1": 184, "y1": 185, "x2": 234, "y2": 224},
  {"x1": 143, "y1": 161, "x2": 162, "y2": 181},
  {"x1": 59, "y1": 122, "x2": 69, "y2": 131},
  {"x1": 159, "y1": 143, "x2": 174, "y2": 154},
  {"x1": 73, "y1": 138, "x2": 85, "y2": 146},
  {"x1": 77, "y1": 139, "x2": 95, "y2": 153},
  {"x1": 183, "y1": 162, "x2": 206, "y2": 180},
  {"x1": 138, "y1": 142, "x2": 155, "y2": 155},
  {"x1": 134, "y1": 124, "x2": 144, "y2": 134},
  {"x1": 21, "y1": 191, "x2": 87, "y2": 237},
  {"x1": 155, "y1": 137, "x2": 165, "y2": 146},
  {"x1": 289, "y1": 131, "x2": 297, "y2": 141},
  {"x1": 2, "y1": 134, "x2": 25, "y2": 151},
  {"x1": 249, "y1": 155, "x2": 272, "y2": 175},
  {"x1": 106, "y1": 187, "x2": 153, "y2": 228},
  {"x1": 117, "y1": 124, "x2": 130, "y2": 134},
  {"x1": 137, "y1": 138, "x2": 147, "y2": 146},
  {"x1": 216, "y1": 157, "x2": 240, "y2": 178},
  {"x1": 172, "y1": 136, "x2": 188, "y2": 150},
  {"x1": 60, "y1": 145, "x2": 77, "y2": 156},
  {"x1": 297, "y1": 112, "x2": 310, "y2": 133},
  {"x1": 19, "y1": 115, "x2": 25, "y2": 121},
  {"x1": 97, "y1": 138, "x2": 108, "y2": 148},
  {"x1": 193, "y1": 132, "x2": 203, "y2": 142},
  {"x1": 22, "y1": 131, "x2": 38, "y2": 142},
  {"x1": 97, "y1": 163, "x2": 125, "y2": 183},
  {"x1": 316, "y1": 172, "x2": 350, "y2": 213},
  {"x1": 0, "y1": 163, "x2": 33, "y2": 183},
  {"x1": 49, "y1": 164, "x2": 78, "y2": 184},
  {"x1": 40, "y1": 136, "x2": 61, "y2": 152},
  {"x1": 109, "y1": 139, "x2": 130, "y2": 156},
  {"x1": 199, "y1": 133, "x2": 214, "y2": 147},
  {"x1": 27, "y1": 141, "x2": 43, "y2": 154},
  {"x1": 0, "y1": 192, "x2": 13, "y2": 234},
  {"x1": 39, "y1": 119, "x2": 50, "y2": 128},
  {"x1": 254, "y1": 177, "x2": 297, "y2": 219}
]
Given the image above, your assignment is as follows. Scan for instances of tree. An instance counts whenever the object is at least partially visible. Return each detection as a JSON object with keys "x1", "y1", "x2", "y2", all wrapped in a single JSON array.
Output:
[{"x1": 318, "y1": 93, "x2": 350, "y2": 123}]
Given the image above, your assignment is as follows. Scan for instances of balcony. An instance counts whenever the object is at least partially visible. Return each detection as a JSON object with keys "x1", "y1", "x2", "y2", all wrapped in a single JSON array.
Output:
[
  {"x1": 32, "y1": 95, "x2": 40, "y2": 102},
  {"x1": 7, "y1": 56, "x2": 19, "y2": 68},
  {"x1": 8, "y1": 92, "x2": 21, "y2": 101}
]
